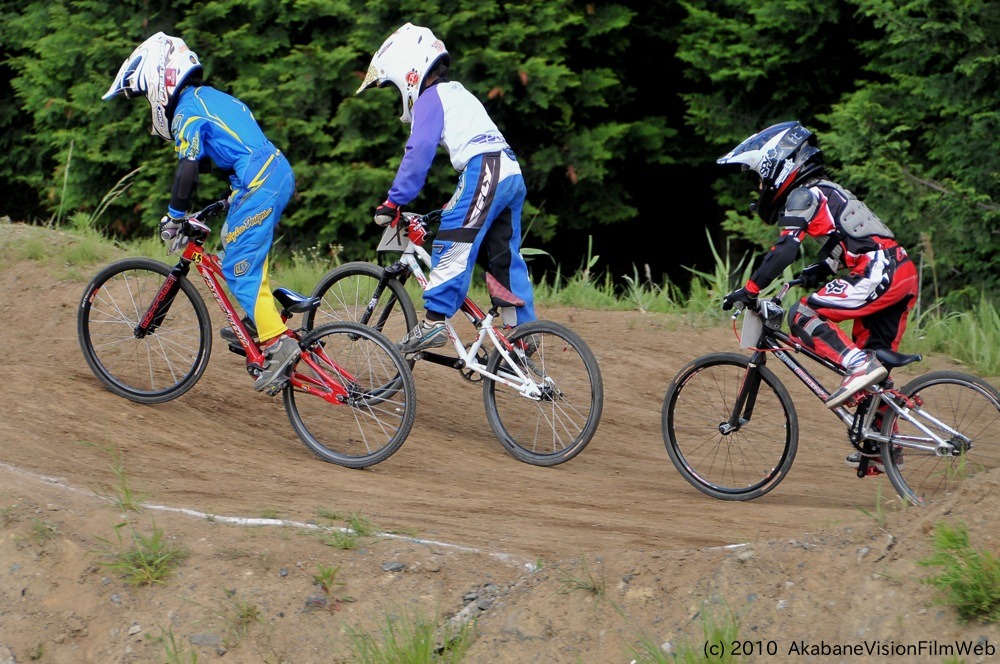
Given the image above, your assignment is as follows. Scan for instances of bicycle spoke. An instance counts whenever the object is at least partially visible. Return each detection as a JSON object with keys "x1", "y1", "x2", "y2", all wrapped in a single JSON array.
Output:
[
  {"x1": 662, "y1": 353, "x2": 797, "y2": 500},
  {"x1": 284, "y1": 322, "x2": 415, "y2": 468},
  {"x1": 484, "y1": 321, "x2": 603, "y2": 466},
  {"x1": 78, "y1": 258, "x2": 211, "y2": 404}
]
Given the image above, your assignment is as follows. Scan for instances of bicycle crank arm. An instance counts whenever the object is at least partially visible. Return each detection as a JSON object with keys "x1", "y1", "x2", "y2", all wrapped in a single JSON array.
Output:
[{"x1": 416, "y1": 351, "x2": 465, "y2": 368}]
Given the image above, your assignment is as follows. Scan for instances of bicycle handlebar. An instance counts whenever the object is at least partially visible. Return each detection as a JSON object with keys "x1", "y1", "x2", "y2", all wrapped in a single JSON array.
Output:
[
  {"x1": 159, "y1": 199, "x2": 230, "y2": 243},
  {"x1": 730, "y1": 278, "x2": 806, "y2": 320}
]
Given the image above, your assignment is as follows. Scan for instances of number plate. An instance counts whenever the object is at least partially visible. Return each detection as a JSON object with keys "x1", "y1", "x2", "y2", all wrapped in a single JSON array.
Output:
[{"x1": 740, "y1": 311, "x2": 763, "y2": 349}]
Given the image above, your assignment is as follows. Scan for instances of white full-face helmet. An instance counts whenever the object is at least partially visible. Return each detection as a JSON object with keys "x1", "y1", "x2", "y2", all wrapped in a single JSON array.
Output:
[
  {"x1": 103, "y1": 32, "x2": 202, "y2": 141},
  {"x1": 356, "y1": 22, "x2": 449, "y2": 123}
]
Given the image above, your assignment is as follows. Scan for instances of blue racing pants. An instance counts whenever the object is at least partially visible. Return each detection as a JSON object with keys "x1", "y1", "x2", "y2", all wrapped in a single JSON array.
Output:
[{"x1": 424, "y1": 150, "x2": 536, "y2": 326}]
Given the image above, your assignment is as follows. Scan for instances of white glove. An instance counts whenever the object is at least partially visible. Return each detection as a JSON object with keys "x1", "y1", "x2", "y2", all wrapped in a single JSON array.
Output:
[{"x1": 159, "y1": 215, "x2": 184, "y2": 241}]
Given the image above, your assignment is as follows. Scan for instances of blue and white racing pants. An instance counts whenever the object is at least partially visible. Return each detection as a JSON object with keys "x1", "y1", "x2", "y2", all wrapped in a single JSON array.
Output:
[{"x1": 423, "y1": 149, "x2": 536, "y2": 326}]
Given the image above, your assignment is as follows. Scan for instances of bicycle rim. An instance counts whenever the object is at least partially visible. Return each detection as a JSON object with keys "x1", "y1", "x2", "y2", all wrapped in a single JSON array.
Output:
[
  {"x1": 77, "y1": 257, "x2": 211, "y2": 404},
  {"x1": 662, "y1": 353, "x2": 798, "y2": 501},
  {"x1": 881, "y1": 371, "x2": 1000, "y2": 506},
  {"x1": 306, "y1": 261, "x2": 418, "y2": 351},
  {"x1": 283, "y1": 322, "x2": 416, "y2": 468},
  {"x1": 483, "y1": 320, "x2": 604, "y2": 466}
]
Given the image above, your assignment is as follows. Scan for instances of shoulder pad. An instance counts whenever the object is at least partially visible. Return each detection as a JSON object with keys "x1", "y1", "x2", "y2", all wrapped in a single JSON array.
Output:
[{"x1": 785, "y1": 187, "x2": 816, "y2": 212}]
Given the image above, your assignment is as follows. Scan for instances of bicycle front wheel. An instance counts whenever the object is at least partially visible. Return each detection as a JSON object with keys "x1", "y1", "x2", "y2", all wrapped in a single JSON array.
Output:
[
  {"x1": 880, "y1": 371, "x2": 1000, "y2": 506},
  {"x1": 77, "y1": 257, "x2": 211, "y2": 404},
  {"x1": 662, "y1": 352, "x2": 798, "y2": 501},
  {"x1": 305, "y1": 261, "x2": 418, "y2": 351},
  {"x1": 283, "y1": 322, "x2": 416, "y2": 468},
  {"x1": 483, "y1": 320, "x2": 604, "y2": 466}
]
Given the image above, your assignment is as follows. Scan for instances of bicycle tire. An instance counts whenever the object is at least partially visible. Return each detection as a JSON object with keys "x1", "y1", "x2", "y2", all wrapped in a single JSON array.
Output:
[
  {"x1": 77, "y1": 257, "x2": 211, "y2": 404},
  {"x1": 880, "y1": 371, "x2": 1000, "y2": 507},
  {"x1": 305, "y1": 261, "x2": 419, "y2": 354},
  {"x1": 283, "y1": 321, "x2": 417, "y2": 468},
  {"x1": 662, "y1": 352, "x2": 798, "y2": 500},
  {"x1": 482, "y1": 320, "x2": 604, "y2": 466}
]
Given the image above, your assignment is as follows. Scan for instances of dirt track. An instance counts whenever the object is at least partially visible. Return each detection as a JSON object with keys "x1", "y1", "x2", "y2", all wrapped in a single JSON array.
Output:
[{"x1": 3, "y1": 223, "x2": 997, "y2": 663}]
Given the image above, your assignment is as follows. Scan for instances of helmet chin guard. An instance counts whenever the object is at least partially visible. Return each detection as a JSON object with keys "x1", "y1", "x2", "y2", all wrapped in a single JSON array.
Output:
[
  {"x1": 356, "y1": 22, "x2": 448, "y2": 123},
  {"x1": 104, "y1": 32, "x2": 202, "y2": 140}
]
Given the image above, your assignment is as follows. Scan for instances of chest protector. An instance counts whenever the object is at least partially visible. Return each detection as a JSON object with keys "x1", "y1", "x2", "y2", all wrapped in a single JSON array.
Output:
[{"x1": 816, "y1": 180, "x2": 894, "y2": 239}]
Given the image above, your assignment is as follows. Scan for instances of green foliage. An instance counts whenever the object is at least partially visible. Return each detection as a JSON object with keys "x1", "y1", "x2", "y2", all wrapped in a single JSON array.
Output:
[
  {"x1": 2, "y1": 0, "x2": 653, "y2": 270},
  {"x1": 95, "y1": 519, "x2": 187, "y2": 587},
  {"x1": 909, "y1": 294, "x2": 1000, "y2": 376},
  {"x1": 920, "y1": 521, "x2": 1000, "y2": 623},
  {"x1": 346, "y1": 605, "x2": 475, "y2": 664},
  {"x1": 4, "y1": 0, "x2": 995, "y2": 297},
  {"x1": 629, "y1": 603, "x2": 742, "y2": 663},
  {"x1": 822, "y1": 0, "x2": 1000, "y2": 294}
]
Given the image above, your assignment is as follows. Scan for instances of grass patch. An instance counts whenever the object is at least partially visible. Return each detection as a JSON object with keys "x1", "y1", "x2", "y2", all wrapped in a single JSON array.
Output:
[
  {"x1": 346, "y1": 605, "x2": 475, "y2": 663},
  {"x1": 95, "y1": 519, "x2": 187, "y2": 587},
  {"x1": 557, "y1": 555, "x2": 607, "y2": 598},
  {"x1": 629, "y1": 604, "x2": 742, "y2": 663},
  {"x1": 81, "y1": 441, "x2": 147, "y2": 512},
  {"x1": 920, "y1": 520, "x2": 1000, "y2": 623},
  {"x1": 7, "y1": 202, "x2": 998, "y2": 376}
]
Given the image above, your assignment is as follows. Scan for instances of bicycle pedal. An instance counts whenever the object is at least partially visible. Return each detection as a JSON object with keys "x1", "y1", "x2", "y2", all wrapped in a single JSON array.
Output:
[
  {"x1": 228, "y1": 342, "x2": 247, "y2": 357},
  {"x1": 856, "y1": 465, "x2": 882, "y2": 478},
  {"x1": 264, "y1": 379, "x2": 288, "y2": 397}
]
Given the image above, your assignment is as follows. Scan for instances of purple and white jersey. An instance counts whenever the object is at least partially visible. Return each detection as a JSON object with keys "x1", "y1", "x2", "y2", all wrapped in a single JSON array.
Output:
[{"x1": 387, "y1": 81, "x2": 516, "y2": 205}]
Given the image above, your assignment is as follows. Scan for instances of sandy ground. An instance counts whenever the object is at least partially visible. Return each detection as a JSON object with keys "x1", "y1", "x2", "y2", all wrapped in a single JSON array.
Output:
[{"x1": 1, "y1": 221, "x2": 998, "y2": 663}]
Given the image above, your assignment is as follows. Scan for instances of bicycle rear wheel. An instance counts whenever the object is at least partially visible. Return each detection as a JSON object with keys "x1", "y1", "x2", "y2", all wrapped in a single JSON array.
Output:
[
  {"x1": 77, "y1": 257, "x2": 211, "y2": 404},
  {"x1": 283, "y1": 322, "x2": 416, "y2": 468},
  {"x1": 483, "y1": 320, "x2": 604, "y2": 466},
  {"x1": 305, "y1": 261, "x2": 418, "y2": 353},
  {"x1": 662, "y1": 352, "x2": 798, "y2": 500},
  {"x1": 880, "y1": 371, "x2": 1000, "y2": 506}
]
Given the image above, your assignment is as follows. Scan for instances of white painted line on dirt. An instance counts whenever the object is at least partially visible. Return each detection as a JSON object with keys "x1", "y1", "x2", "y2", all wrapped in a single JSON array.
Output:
[{"x1": 0, "y1": 460, "x2": 535, "y2": 569}]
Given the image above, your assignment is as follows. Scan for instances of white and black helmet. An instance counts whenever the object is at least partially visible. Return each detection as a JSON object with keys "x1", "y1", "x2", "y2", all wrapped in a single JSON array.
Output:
[
  {"x1": 356, "y1": 22, "x2": 449, "y2": 123},
  {"x1": 717, "y1": 121, "x2": 825, "y2": 224},
  {"x1": 103, "y1": 32, "x2": 202, "y2": 140}
]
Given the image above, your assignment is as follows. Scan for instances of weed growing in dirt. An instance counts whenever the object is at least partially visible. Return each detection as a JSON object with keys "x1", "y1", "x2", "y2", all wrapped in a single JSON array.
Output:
[
  {"x1": 313, "y1": 564, "x2": 345, "y2": 598},
  {"x1": 0, "y1": 500, "x2": 20, "y2": 526},
  {"x1": 221, "y1": 590, "x2": 263, "y2": 645},
  {"x1": 557, "y1": 555, "x2": 606, "y2": 598},
  {"x1": 30, "y1": 519, "x2": 58, "y2": 543},
  {"x1": 629, "y1": 604, "x2": 742, "y2": 663},
  {"x1": 81, "y1": 441, "x2": 148, "y2": 512},
  {"x1": 150, "y1": 626, "x2": 198, "y2": 664},
  {"x1": 311, "y1": 527, "x2": 360, "y2": 549},
  {"x1": 346, "y1": 606, "x2": 475, "y2": 663},
  {"x1": 919, "y1": 520, "x2": 1000, "y2": 623},
  {"x1": 346, "y1": 512, "x2": 378, "y2": 536},
  {"x1": 95, "y1": 519, "x2": 187, "y2": 586},
  {"x1": 857, "y1": 484, "x2": 892, "y2": 528}
]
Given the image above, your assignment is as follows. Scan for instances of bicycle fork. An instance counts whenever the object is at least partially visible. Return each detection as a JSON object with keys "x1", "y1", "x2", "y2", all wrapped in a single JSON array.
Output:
[
  {"x1": 720, "y1": 358, "x2": 765, "y2": 435},
  {"x1": 136, "y1": 264, "x2": 187, "y2": 337}
]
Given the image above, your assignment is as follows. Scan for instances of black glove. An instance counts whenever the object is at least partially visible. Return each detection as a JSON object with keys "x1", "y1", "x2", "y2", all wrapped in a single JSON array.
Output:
[
  {"x1": 373, "y1": 199, "x2": 402, "y2": 227},
  {"x1": 798, "y1": 261, "x2": 834, "y2": 289},
  {"x1": 722, "y1": 287, "x2": 757, "y2": 312}
]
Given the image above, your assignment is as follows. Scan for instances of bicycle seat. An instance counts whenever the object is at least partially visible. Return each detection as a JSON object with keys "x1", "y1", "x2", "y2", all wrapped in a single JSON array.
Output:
[
  {"x1": 485, "y1": 272, "x2": 525, "y2": 308},
  {"x1": 273, "y1": 288, "x2": 320, "y2": 314},
  {"x1": 873, "y1": 348, "x2": 923, "y2": 369}
]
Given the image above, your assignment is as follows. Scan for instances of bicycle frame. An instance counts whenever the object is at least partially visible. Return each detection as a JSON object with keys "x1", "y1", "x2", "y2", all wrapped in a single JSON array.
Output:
[
  {"x1": 734, "y1": 302, "x2": 972, "y2": 459},
  {"x1": 372, "y1": 223, "x2": 545, "y2": 400},
  {"x1": 137, "y1": 233, "x2": 352, "y2": 404}
]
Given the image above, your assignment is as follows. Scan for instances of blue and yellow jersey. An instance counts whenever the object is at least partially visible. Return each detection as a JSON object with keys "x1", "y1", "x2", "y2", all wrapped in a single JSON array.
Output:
[{"x1": 171, "y1": 86, "x2": 277, "y2": 191}]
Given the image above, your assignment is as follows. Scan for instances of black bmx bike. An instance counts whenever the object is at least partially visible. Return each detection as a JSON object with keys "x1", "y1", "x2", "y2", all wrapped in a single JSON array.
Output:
[{"x1": 661, "y1": 281, "x2": 999, "y2": 506}]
